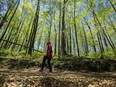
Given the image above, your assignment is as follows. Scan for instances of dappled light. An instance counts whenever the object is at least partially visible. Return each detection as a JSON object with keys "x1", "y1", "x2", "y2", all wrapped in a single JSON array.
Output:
[{"x1": 0, "y1": 0, "x2": 116, "y2": 86}]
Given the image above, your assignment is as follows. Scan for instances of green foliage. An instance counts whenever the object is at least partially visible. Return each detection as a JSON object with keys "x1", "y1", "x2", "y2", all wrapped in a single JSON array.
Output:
[
  {"x1": 86, "y1": 50, "x2": 116, "y2": 59},
  {"x1": 113, "y1": 49, "x2": 116, "y2": 56},
  {"x1": 31, "y1": 51, "x2": 45, "y2": 61},
  {"x1": 103, "y1": 50, "x2": 116, "y2": 59},
  {"x1": 0, "y1": 49, "x2": 45, "y2": 61},
  {"x1": 87, "y1": 52, "x2": 101, "y2": 59},
  {"x1": 52, "y1": 55, "x2": 116, "y2": 72},
  {"x1": 0, "y1": 0, "x2": 116, "y2": 61},
  {"x1": 0, "y1": 51, "x2": 116, "y2": 72},
  {"x1": 0, "y1": 49, "x2": 18, "y2": 57}
]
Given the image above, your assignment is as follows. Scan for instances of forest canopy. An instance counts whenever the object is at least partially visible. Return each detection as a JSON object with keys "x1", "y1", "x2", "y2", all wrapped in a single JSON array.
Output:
[{"x1": 0, "y1": 0, "x2": 116, "y2": 58}]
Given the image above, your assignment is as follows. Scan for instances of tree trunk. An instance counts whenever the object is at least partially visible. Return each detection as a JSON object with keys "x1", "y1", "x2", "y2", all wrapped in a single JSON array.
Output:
[
  {"x1": 84, "y1": 18, "x2": 97, "y2": 52},
  {"x1": 74, "y1": 0, "x2": 80, "y2": 56},
  {"x1": 0, "y1": 0, "x2": 20, "y2": 43},
  {"x1": 97, "y1": 31, "x2": 104, "y2": 53},
  {"x1": 54, "y1": 14, "x2": 57, "y2": 54},
  {"x1": 82, "y1": 23, "x2": 89, "y2": 55},
  {"x1": 0, "y1": 2, "x2": 16, "y2": 29},
  {"x1": 73, "y1": 34, "x2": 76, "y2": 54},
  {"x1": 69, "y1": 26, "x2": 72, "y2": 55},
  {"x1": 109, "y1": 0, "x2": 116, "y2": 12},
  {"x1": 61, "y1": 0, "x2": 68, "y2": 55},
  {"x1": 58, "y1": 3, "x2": 61, "y2": 58},
  {"x1": 28, "y1": 0, "x2": 40, "y2": 55},
  {"x1": 93, "y1": 11, "x2": 115, "y2": 49},
  {"x1": 108, "y1": 16, "x2": 116, "y2": 33},
  {"x1": 37, "y1": 29, "x2": 43, "y2": 51},
  {"x1": 3, "y1": 22, "x2": 15, "y2": 49}
]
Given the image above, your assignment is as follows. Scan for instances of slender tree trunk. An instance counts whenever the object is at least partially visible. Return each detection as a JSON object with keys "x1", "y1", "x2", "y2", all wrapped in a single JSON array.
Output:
[
  {"x1": 103, "y1": 36, "x2": 109, "y2": 50},
  {"x1": 82, "y1": 23, "x2": 89, "y2": 55},
  {"x1": 3, "y1": 22, "x2": 15, "y2": 49},
  {"x1": 74, "y1": 0, "x2": 80, "y2": 56},
  {"x1": 43, "y1": 36, "x2": 47, "y2": 52},
  {"x1": 54, "y1": 14, "x2": 57, "y2": 54},
  {"x1": 109, "y1": 0, "x2": 116, "y2": 12},
  {"x1": 37, "y1": 29, "x2": 43, "y2": 51},
  {"x1": 0, "y1": 0, "x2": 20, "y2": 43},
  {"x1": 66, "y1": 37, "x2": 70, "y2": 54},
  {"x1": 58, "y1": 3, "x2": 61, "y2": 58},
  {"x1": 93, "y1": 11, "x2": 115, "y2": 49},
  {"x1": 48, "y1": 3, "x2": 52, "y2": 40},
  {"x1": 28, "y1": 0, "x2": 40, "y2": 55},
  {"x1": 10, "y1": 11, "x2": 24, "y2": 50},
  {"x1": 24, "y1": 18, "x2": 33, "y2": 53},
  {"x1": 0, "y1": 24, "x2": 13, "y2": 48},
  {"x1": 0, "y1": 2, "x2": 16, "y2": 29},
  {"x1": 69, "y1": 26, "x2": 72, "y2": 55},
  {"x1": 84, "y1": 18, "x2": 97, "y2": 52},
  {"x1": 108, "y1": 16, "x2": 116, "y2": 33},
  {"x1": 97, "y1": 31, "x2": 104, "y2": 53},
  {"x1": 104, "y1": 27, "x2": 115, "y2": 48},
  {"x1": 61, "y1": 0, "x2": 68, "y2": 55},
  {"x1": 73, "y1": 34, "x2": 76, "y2": 54},
  {"x1": 48, "y1": 20, "x2": 52, "y2": 40},
  {"x1": 11, "y1": 20, "x2": 25, "y2": 50},
  {"x1": 93, "y1": 16, "x2": 105, "y2": 53}
]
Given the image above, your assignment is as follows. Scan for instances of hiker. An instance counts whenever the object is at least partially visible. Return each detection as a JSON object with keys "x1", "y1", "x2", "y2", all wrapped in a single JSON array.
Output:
[{"x1": 40, "y1": 40, "x2": 53, "y2": 72}]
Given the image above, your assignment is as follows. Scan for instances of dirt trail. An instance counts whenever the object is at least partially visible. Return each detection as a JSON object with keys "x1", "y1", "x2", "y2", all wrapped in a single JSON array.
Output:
[{"x1": 0, "y1": 67, "x2": 116, "y2": 87}]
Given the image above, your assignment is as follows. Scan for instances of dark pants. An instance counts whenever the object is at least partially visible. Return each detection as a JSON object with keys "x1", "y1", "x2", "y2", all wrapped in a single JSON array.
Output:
[{"x1": 41, "y1": 55, "x2": 52, "y2": 72}]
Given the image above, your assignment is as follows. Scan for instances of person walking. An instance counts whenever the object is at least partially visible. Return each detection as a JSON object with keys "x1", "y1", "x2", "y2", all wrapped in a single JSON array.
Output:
[{"x1": 40, "y1": 40, "x2": 53, "y2": 72}]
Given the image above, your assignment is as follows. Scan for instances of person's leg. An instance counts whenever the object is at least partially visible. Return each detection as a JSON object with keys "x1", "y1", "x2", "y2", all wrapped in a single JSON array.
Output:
[
  {"x1": 48, "y1": 58, "x2": 52, "y2": 72},
  {"x1": 41, "y1": 56, "x2": 47, "y2": 71}
]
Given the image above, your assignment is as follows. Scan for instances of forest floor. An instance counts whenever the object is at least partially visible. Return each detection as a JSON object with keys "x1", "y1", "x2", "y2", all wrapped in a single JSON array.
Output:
[
  {"x1": 0, "y1": 57, "x2": 116, "y2": 87},
  {"x1": 0, "y1": 67, "x2": 116, "y2": 87}
]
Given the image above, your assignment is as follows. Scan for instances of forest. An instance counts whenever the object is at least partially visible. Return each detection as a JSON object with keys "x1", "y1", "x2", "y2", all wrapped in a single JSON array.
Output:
[{"x1": 0, "y1": 0, "x2": 116, "y2": 87}]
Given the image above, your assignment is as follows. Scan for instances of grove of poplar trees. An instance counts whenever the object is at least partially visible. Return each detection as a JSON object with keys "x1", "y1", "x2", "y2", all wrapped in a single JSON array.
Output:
[{"x1": 0, "y1": 0, "x2": 116, "y2": 58}]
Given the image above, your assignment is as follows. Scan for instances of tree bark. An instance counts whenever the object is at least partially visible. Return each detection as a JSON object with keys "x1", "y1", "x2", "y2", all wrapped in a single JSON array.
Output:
[
  {"x1": 61, "y1": 0, "x2": 68, "y2": 55},
  {"x1": 28, "y1": 0, "x2": 40, "y2": 55},
  {"x1": 84, "y1": 18, "x2": 97, "y2": 52},
  {"x1": 82, "y1": 22, "x2": 89, "y2": 55},
  {"x1": 0, "y1": 0, "x2": 20, "y2": 43},
  {"x1": 74, "y1": 0, "x2": 80, "y2": 56},
  {"x1": 58, "y1": 2, "x2": 61, "y2": 58},
  {"x1": 93, "y1": 11, "x2": 115, "y2": 49},
  {"x1": 54, "y1": 14, "x2": 57, "y2": 54},
  {"x1": 109, "y1": 0, "x2": 116, "y2": 12}
]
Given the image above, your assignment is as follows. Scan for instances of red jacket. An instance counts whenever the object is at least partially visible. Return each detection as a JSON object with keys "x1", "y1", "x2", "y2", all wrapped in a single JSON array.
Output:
[{"x1": 46, "y1": 42, "x2": 52, "y2": 58}]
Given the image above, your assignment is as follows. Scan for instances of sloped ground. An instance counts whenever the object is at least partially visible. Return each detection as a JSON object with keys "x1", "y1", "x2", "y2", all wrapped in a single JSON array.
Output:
[
  {"x1": 0, "y1": 67, "x2": 116, "y2": 87},
  {"x1": 0, "y1": 57, "x2": 116, "y2": 87}
]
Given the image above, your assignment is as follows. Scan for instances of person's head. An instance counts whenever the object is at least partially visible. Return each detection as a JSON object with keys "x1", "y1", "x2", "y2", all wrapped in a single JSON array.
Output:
[
  {"x1": 46, "y1": 39, "x2": 51, "y2": 46},
  {"x1": 47, "y1": 41, "x2": 51, "y2": 45}
]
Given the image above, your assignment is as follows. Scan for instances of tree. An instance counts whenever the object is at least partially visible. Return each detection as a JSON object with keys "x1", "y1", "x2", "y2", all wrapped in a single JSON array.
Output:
[
  {"x1": 27, "y1": 0, "x2": 40, "y2": 55},
  {"x1": 61, "y1": 0, "x2": 68, "y2": 55}
]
